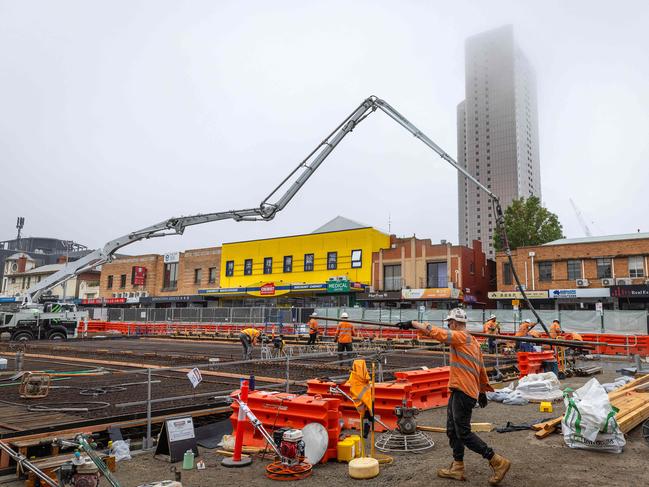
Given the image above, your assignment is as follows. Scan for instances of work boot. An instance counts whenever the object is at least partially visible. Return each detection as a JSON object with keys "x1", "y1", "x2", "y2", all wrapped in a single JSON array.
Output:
[
  {"x1": 437, "y1": 461, "x2": 466, "y2": 481},
  {"x1": 488, "y1": 454, "x2": 511, "y2": 485}
]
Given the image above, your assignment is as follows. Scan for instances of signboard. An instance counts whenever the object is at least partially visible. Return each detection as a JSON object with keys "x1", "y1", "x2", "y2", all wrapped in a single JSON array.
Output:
[
  {"x1": 148, "y1": 295, "x2": 202, "y2": 303},
  {"x1": 186, "y1": 368, "x2": 202, "y2": 388},
  {"x1": 292, "y1": 283, "x2": 327, "y2": 291},
  {"x1": 260, "y1": 283, "x2": 276, "y2": 296},
  {"x1": 81, "y1": 298, "x2": 103, "y2": 305},
  {"x1": 104, "y1": 298, "x2": 127, "y2": 305},
  {"x1": 488, "y1": 291, "x2": 548, "y2": 300},
  {"x1": 198, "y1": 287, "x2": 247, "y2": 294},
  {"x1": 402, "y1": 288, "x2": 461, "y2": 300},
  {"x1": 0, "y1": 297, "x2": 16, "y2": 303},
  {"x1": 357, "y1": 291, "x2": 401, "y2": 301},
  {"x1": 154, "y1": 416, "x2": 198, "y2": 462},
  {"x1": 549, "y1": 288, "x2": 611, "y2": 299},
  {"x1": 327, "y1": 280, "x2": 351, "y2": 293},
  {"x1": 511, "y1": 299, "x2": 520, "y2": 307},
  {"x1": 163, "y1": 252, "x2": 180, "y2": 264},
  {"x1": 132, "y1": 266, "x2": 147, "y2": 285},
  {"x1": 596, "y1": 301, "x2": 603, "y2": 316},
  {"x1": 610, "y1": 285, "x2": 649, "y2": 298}
]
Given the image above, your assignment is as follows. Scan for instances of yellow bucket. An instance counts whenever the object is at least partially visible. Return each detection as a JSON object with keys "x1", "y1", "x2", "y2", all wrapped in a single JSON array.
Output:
[
  {"x1": 348, "y1": 435, "x2": 362, "y2": 457},
  {"x1": 337, "y1": 438, "x2": 356, "y2": 462}
]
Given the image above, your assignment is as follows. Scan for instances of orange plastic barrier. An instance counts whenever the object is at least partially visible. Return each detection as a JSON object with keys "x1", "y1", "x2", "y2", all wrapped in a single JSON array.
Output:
[
  {"x1": 305, "y1": 379, "x2": 412, "y2": 431},
  {"x1": 394, "y1": 367, "x2": 451, "y2": 409},
  {"x1": 517, "y1": 351, "x2": 556, "y2": 377},
  {"x1": 229, "y1": 390, "x2": 341, "y2": 463}
]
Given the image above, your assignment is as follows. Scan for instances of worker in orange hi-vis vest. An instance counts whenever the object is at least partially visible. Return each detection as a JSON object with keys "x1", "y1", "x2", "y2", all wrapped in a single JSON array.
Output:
[
  {"x1": 240, "y1": 328, "x2": 261, "y2": 360},
  {"x1": 397, "y1": 308, "x2": 511, "y2": 485},
  {"x1": 549, "y1": 320, "x2": 562, "y2": 339},
  {"x1": 514, "y1": 320, "x2": 536, "y2": 351},
  {"x1": 335, "y1": 312, "x2": 355, "y2": 363},
  {"x1": 565, "y1": 331, "x2": 583, "y2": 341},
  {"x1": 307, "y1": 312, "x2": 319, "y2": 345},
  {"x1": 483, "y1": 314, "x2": 500, "y2": 354}
]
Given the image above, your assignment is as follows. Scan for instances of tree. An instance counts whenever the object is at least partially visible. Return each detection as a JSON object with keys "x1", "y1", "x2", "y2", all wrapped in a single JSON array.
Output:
[{"x1": 493, "y1": 196, "x2": 564, "y2": 252}]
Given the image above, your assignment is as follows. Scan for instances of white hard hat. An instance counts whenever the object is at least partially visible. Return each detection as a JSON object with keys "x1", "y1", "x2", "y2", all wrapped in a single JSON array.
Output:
[
  {"x1": 444, "y1": 308, "x2": 467, "y2": 323},
  {"x1": 340, "y1": 312, "x2": 349, "y2": 319},
  {"x1": 489, "y1": 314, "x2": 497, "y2": 320},
  {"x1": 311, "y1": 312, "x2": 317, "y2": 317}
]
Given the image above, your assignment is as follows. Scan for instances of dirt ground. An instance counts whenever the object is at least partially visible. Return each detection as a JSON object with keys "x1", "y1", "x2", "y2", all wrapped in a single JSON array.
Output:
[{"x1": 4, "y1": 360, "x2": 647, "y2": 487}]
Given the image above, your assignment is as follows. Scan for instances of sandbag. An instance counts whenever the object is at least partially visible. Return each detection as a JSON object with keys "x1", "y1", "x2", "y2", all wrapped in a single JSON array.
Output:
[{"x1": 562, "y1": 378, "x2": 625, "y2": 453}]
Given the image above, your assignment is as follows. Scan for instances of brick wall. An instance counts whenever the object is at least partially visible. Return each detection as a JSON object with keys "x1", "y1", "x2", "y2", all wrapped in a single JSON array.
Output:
[{"x1": 496, "y1": 237, "x2": 649, "y2": 291}]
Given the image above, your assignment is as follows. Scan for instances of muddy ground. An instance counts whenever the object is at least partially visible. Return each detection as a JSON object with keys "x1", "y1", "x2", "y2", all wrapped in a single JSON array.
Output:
[{"x1": 4, "y1": 359, "x2": 646, "y2": 487}]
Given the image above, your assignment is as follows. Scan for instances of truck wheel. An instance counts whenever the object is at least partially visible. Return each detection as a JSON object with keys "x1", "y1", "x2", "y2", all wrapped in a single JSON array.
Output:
[
  {"x1": 12, "y1": 331, "x2": 34, "y2": 341},
  {"x1": 48, "y1": 331, "x2": 67, "y2": 340}
]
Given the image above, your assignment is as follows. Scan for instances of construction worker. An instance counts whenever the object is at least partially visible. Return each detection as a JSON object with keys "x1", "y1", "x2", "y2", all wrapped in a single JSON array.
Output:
[
  {"x1": 335, "y1": 312, "x2": 355, "y2": 363},
  {"x1": 549, "y1": 320, "x2": 562, "y2": 339},
  {"x1": 239, "y1": 327, "x2": 261, "y2": 360},
  {"x1": 402, "y1": 309, "x2": 510, "y2": 485},
  {"x1": 307, "y1": 312, "x2": 319, "y2": 345},
  {"x1": 514, "y1": 320, "x2": 535, "y2": 352},
  {"x1": 483, "y1": 314, "x2": 500, "y2": 354},
  {"x1": 565, "y1": 331, "x2": 583, "y2": 341}
]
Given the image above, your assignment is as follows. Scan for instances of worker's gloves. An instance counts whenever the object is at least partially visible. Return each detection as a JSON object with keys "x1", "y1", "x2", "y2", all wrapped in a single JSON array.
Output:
[
  {"x1": 478, "y1": 392, "x2": 488, "y2": 408},
  {"x1": 396, "y1": 320, "x2": 413, "y2": 330}
]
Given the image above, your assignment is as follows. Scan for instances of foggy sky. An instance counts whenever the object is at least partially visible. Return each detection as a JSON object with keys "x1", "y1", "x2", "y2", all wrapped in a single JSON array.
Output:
[{"x1": 1, "y1": 0, "x2": 648, "y2": 255}]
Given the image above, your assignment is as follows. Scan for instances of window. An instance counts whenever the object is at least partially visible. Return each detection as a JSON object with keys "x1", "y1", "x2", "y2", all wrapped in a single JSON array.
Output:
[
  {"x1": 384, "y1": 264, "x2": 402, "y2": 291},
  {"x1": 596, "y1": 258, "x2": 612, "y2": 279},
  {"x1": 120, "y1": 274, "x2": 127, "y2": 288},
  {"x1": 263, "y1": 257, "x2": 273, "y2": 274},
  {"x1": 283, "y1": 255, "x2": 293, "y2": 273},
  {"x1": 107, "y1": 275, "x2": 113, "y2": 289},
  {"x1": 208, "y1": 267, "x2": 217, "y2": 284},
  {"x1": 225, "y1": 261, "x2": 234, "y2": 277},
  {"x1": 502, "y1": 262, "x2": 512, "y2": 285},
  {"x1": 351, "y1": 249, "x2": 362, "y2": 269},
  {"x1": 194, "y1": 268, "x2": 202, "y2": 284},
  {"x1": 244, "y1": 259, "x2": 253, "y2": 275},
  {"x1": 163, "y1": 262, "x2": 178, "y2": 289},
  {"x1": 327, "y1": 252, "x2": 338, "y2": 270},
  {"x1": 304, "y1": 254, "x2": 314, "y2": 272},
  {"x1": 427, "y1": 262, "x2": 448, "y2": 288},
  {"x1": 567, "y1": 260, "x2": 582, "y2": 280},
  {"x1": 538, "y1": 262, "x2": 552, "y2": 281},
  {"x1": 629, "y1": 256, "x2": 645, "y2": 278}
]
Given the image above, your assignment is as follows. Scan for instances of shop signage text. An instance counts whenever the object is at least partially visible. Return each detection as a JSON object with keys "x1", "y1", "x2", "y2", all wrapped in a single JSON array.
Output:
[
  {"x1": 549, "y1": 288, "x2": 611, "y2": 299},
  {"x1": 260, "y1": 283, "x2": 276, "y2": 296},
  {"x1": 488, "y1": 291, "x2": 548, "y2": 300},
  {"x1": 327, "y1": 280, "x2": 351, "y2": 293},
  {"x1": 163, "y1": 252, "x2": 180, "y2": 264}
]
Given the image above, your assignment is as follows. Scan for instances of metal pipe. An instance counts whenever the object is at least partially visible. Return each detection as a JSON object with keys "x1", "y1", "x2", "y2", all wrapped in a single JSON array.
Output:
[
  {"x1": 0, "y1": 441, "x2": 59, "y2": 487},
  {"x1": 145, "y1": 368, "x2": 152, "y2": 450}
]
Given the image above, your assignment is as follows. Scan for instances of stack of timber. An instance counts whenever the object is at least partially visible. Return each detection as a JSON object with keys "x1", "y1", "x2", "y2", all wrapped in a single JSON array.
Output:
[{"x1": 533, "y1": 374, "x2": 649, "y2": 439}]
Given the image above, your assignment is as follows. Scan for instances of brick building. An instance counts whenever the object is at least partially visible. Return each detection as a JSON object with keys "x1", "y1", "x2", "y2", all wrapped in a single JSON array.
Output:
[
  {"x1": 495, "y1": 232, "x2": 649, "y2": 310},
  {"x1": 97, "y1": 247, "x2": 221, "y2": 307},
  {"x1": 359, "y1": 236, "x2": 495, "y2": 308}
]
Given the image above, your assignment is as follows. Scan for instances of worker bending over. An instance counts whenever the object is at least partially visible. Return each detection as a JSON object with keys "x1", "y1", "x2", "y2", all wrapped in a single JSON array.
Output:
[
  {"x1": 307, "y1": 312, "x2": 319, "y2": 345},
  {"x1": 335, "y1": 312, "x2": 355, "y2": 363},
  {"x1": 514, "y1": 320, "x2": 536, "y2": 351},
  {"x1": 401, "y1": 308, "x2": 511, "y2": 485},
  {"x1": 483, "y1": 314, "x2": 500, "y2": 354},
  {"x1": 239, "y1": 327, "x2": 261, "y2": 360}
]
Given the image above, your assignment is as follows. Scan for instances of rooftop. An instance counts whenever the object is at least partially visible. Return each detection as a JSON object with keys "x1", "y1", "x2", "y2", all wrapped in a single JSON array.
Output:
[
  {"x1": 543, "y1": 232, "x2": 649, "y2": 246},
  {"x1": 311, "y1": 216, "x2": 370, "y2": 234}
]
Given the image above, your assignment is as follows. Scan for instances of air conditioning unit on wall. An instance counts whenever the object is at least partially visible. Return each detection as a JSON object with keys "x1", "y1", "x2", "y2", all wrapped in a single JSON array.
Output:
[
  {"x1": 576, "y1": 278, "x2": 589, "y2": 287},
  {"x1": 601, "y1": 278, "x2": 615, "y2": 287},
  {"x1": 616, "y1": 278, "x2": 632, "y2": 286}
]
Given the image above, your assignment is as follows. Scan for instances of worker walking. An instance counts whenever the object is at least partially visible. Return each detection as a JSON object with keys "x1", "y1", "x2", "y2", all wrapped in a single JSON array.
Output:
[
  {"x1": 307, "y1": 312, "x2": 319, "y2": 346},
  {"x1": 403, "y1": 308, "x2": 510, "y2": 485},
  {"x1": 239, "y1": 327, "x2": 261, "y2": 360},
  {"x1": 483, "y1": 314, "x2": 500, "y2": 354},
  {"x1": 549, "y1": 320, "x2": 562, "y2": 339},
  {"x1": 335, "y1": 312, "x2": 355, "y2": 363}
]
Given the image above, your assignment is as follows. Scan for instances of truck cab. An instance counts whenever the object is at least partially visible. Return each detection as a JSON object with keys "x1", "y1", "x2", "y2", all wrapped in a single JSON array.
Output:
[{"x1": 0, "y1": 303, "x2": 87, "y2": 341}]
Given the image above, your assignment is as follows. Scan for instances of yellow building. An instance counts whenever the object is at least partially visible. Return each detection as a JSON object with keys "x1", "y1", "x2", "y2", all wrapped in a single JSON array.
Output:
[{"x1": 201, "y1": 217, "x2": 390, "y2": 306}]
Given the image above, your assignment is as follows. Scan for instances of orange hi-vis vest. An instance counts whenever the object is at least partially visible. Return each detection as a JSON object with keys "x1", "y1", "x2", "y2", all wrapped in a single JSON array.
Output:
[
  {"x1": 549, "y1": 323, "x2": 562, "y2": 339},
  {"x1": 336, "y1": 321, "x2": 354, "y2": 344},
  {"x1": 515, "y1": 322, "x2": 532, "y2": 337},
  {"x1": 426, "y1": 326, "x2": 493, "y2": 400},
  {"x1": 483, "y1": 320, "x2": 499, "y2": 334},
  {"x1": 347, "y1": 359, "x2": 372, "y2": 413},
  {"x1": 242, "y1": 328, "x2": 261, "y2": 341},
  {"x1": 568, "y1": 332, "x2": 583, "y2": 341},
  {"x1": 309, "y1": 319, "x2": 319, "y2": 334}
]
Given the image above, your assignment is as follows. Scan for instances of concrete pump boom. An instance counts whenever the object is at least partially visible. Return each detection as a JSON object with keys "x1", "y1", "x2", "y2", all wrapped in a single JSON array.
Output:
[{"x1": 23, "y1": 95, "x2": 548, "y2": 334}]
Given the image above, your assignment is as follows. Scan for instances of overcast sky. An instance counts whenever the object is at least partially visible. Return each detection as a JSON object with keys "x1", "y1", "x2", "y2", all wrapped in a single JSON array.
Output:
[{"x1": 1, "y1": 0, "x2": 648, "y2": 255}]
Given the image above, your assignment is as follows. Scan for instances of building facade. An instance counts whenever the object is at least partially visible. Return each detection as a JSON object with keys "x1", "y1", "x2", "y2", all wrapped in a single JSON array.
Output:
[
  {"x1": 360, "y1": 237, "x2": 494, "y2": 308},
  {"x1": 457, "y1": 25, "x2": 541, "y2": 259},
  {"x1": 97, "y1": 247, "x2": 221, "y2": 307},
  {"x1": 494, "y1": 233, "x2": 649, "y2": 310},
  {"x1": 209, "y1": 217, "x2": 390, "y2": 307}
]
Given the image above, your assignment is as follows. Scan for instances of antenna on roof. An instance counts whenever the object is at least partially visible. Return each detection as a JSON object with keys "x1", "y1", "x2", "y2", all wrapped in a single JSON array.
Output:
[{"x1": 16, "y1": 217, "x2": 25, "y2": 249}]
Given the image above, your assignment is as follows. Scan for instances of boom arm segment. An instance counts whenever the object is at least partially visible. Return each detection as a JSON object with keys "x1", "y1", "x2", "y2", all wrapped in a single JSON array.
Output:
[{"x1": 24, "y1": 96, "x2": 549, "y2": 333}]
